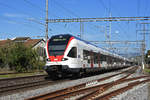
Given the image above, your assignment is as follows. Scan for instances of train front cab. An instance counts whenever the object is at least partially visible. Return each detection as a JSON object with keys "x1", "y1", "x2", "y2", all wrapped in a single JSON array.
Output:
[
  {"x1": 45, "y1": 47, "x2": 82, "y2": 78},
  {"x1": 44, "y1": 35, "x2": 81, "y2": 78}
]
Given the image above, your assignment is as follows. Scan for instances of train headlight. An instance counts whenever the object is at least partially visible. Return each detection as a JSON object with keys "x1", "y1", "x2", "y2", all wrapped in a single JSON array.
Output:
[
  {"x1": 46, "y1": 58, "x2": 51, "y2": 61},
  {"x1": 62, "y1": 58, "x2": 68, "y2": 61}
]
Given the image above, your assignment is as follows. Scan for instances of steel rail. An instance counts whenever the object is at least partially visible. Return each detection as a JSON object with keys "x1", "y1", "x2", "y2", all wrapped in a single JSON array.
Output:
[
  {"x1": 96, "y1": 79, "x2": 150, "y2": 100},
  {"x1": 48, "y1": 73, "x2": 132, "y2": 100},
  {"x1": 77, "y1": 75, "x2": 149, "y2": 100},
  {"x1": 0, "y1": 74, "x2": 47, "y2": 81},
  {"x1": 0, "y1": 80, "x2": 52, "y2": 94}
]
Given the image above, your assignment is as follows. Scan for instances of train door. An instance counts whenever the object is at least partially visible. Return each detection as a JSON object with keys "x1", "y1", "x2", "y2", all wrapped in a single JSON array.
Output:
[
  {"x1": 106, "y1": 56, "x2": 109, "y2": 69},
  {"x1": 98, "y1": 53, "x2": 101, "y2": 67},
  {"x1": 83, "y1": 50, "x2": 90, "y2": 68},
  {"x1": 77, "y1": 45, "x2": 82, "y2": 68},
  {"x1": 67, "y1": 47, "x2": 78, "y2": 68},
  {"x1": 90, "y1": 51, "x2": 94, "y2": 68}
]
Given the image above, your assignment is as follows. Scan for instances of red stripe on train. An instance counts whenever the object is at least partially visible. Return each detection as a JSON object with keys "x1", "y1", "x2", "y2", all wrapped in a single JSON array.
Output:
[
  {"x1": 47, "y1": 36, "x2": 74, "y2": 62},
  {"x1": 46, "y1": 40, "x2": 50, "y2": 59},
  {"x1": 64, "y1": 37, "x2": 74, "y2": 55}
]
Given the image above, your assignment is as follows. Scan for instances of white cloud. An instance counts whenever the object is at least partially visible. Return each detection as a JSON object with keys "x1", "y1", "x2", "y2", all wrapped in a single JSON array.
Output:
[
  {"x1": 3, "y1": 13, "x2": 27, "y2": 18},
  {"x1": 6, "y1": 20, "x2": 17, "y2": 24},
  {"x1": 26, "y1": 17, "x2": 35, "y2": 20},
  {"x1": 84, "y1": 33, "x2": 105, "y2": 41}
]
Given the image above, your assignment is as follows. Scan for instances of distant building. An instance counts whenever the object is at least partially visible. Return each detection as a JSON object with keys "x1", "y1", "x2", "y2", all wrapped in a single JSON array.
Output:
[
  {"x1": 24, "y1": 39, "x2": 46, "y2": 60},
  {"x1": 12, "y1": 37, "x2": 31, "y2": 42},
  {"x1": 0, "y1": 37, "x2": 46, "y2": 60}
]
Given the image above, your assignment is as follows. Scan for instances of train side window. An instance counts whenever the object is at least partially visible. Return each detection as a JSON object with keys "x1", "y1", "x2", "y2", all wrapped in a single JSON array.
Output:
[
  {"x1": 94, "y1": 53, "x2": 98, "y2": 64},
  {"x1": 83, "y1": 50, "x2": 88, "y2": 60},
  {"x1": 83, "y1": 50, "x2": 90, "y2": 58},
  {"x1": 83, "y1": 50, "x2": 90, "y2": 63},
  {"x1": 67, "y1": 47, "x2": 77, "y2": 58},
  {"x1": 101, "y1": 54, "x2": 106, "y2": 61},
  {"x1": 88, "y1": 58, "x2": 90, "y2": 63}
]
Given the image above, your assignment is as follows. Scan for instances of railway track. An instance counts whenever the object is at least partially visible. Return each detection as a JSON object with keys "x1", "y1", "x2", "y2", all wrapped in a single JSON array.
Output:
[
  {"x1": 26, "y1": 66, "x2": 142, "y2": 100},
  {"x1": 95, "y1": 79, "x2": 150, "y2": 100},
  {"x1": 0, "y1": 74, "x2": 47, "y2": 88},
  {"x1": 0, "y1": 74, "x2": 50, "y2": 96},
  {"x1": 0, "y1": 74, "x2": 73, "y2": 96},
  {"x1": 0, "y1": 71, "x2": 44, "y2": 75},
  {"x1": 77, "y1": 75, "x2": 149, "y2": 100},
  {"x1": 0, "y1": 80, "x2": 51, "y2": 95}
]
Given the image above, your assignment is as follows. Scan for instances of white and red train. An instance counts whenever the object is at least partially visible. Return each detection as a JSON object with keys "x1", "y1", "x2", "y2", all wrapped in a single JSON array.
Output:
[{"x1": 44, "y1": 34, "x2": 132, "y2": 78}]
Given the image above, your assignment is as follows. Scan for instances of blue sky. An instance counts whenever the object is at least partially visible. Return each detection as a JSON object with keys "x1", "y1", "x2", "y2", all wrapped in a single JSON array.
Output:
[{"x1": 0, "y1": 0, "x2": 150, "y2": 55}]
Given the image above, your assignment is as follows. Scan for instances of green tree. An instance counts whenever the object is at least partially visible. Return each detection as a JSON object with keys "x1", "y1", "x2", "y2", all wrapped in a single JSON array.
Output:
[
  {"x1": 0, "y1": 43, "x2": 45, "y2": 72},
  {"x1": 0, "y1": 47, "x2": 9, "y2": 68},
  {"x1": 146, "y1": 50, "x2": 150, "y2": 65}
]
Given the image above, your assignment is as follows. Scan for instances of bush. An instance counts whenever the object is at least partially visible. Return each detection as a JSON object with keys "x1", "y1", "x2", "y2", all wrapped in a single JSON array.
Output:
[
  {"x1": 0, "y1": 43, "x2": 45, "y2": 72},
  {"x1": 0, "y1": 47, "x2": 9, "y2": 68},
  {"x1": 144, "y1": 67, "x2": 150, "y2": 74}
]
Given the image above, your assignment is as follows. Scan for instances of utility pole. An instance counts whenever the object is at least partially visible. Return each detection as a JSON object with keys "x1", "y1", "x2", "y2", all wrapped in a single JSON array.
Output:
[
  {"x1": 80, "y1": 22, "x2": 84, "y2": 39},
  {"x1": 105, "y1": 25, "x2": 107, "y2": 42},
  {"x1": 45, "y1": 0, "x2": 49, "y2": 42},
  {"x1": 137, "y1": 23, "x2": 150, "y2": 70},
  {"x1": 142, "y1": 24, "x2": 146, "y2": 70},
  {"x1": 108, "y1": 13, "x2": 112, "y2": 50}
]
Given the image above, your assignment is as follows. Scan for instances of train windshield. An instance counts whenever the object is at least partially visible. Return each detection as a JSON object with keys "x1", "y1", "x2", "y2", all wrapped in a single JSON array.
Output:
[{"x1": 48, "y1": 35, "x2": 72, "y2": 56}]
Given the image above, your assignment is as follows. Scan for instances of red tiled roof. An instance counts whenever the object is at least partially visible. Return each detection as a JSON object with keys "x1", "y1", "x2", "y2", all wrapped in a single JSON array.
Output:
[
  {"x1": 0, "y1": 40, "x2": 12, "y2": 47},
  {"x1": 0, "y1": 38, "x2": 45, "y2": 48},
  {"x1": 13, "y1": 37, "x2": 30, "y2": 41},
  {"x1": 24, "y1": 39, "x2": 43, "y2": 47}
]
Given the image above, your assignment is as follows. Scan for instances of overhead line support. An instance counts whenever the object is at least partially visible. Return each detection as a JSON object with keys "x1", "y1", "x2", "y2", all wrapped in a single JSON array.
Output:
[
  {"x1": 45, "y1": 0, "x2": 49, "y2": 42},
  {"x1": 48, "y1": 16, "x2": 150, "y2": 23}
]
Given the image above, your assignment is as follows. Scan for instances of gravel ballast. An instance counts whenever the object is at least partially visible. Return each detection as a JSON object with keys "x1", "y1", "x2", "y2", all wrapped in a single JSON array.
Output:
[
  {"x1": 0, "y1": 71, "x2": 123, "y2": 100},
  {"x1": 0, "y1": 67, "x2": 144, "y2": 100},
  {"x1": 110, "y1": 83, "x2": 149, "y2": 100}
]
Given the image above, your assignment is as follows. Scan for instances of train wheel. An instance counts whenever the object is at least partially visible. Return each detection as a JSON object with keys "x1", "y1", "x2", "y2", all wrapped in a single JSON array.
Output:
[
  {"x1": 72, "y1": 71, "x2": 84, "y2": 79},
  {"x1": 48, "y1": 72, "x2": 58, "y2": 80},
  {"x1": 72, "y1": 73, "x2": 80, "y2": 79}
]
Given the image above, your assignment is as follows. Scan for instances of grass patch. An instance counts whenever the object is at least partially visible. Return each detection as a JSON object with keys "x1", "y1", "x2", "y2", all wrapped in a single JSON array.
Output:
[
  {"x1": 144, "y1": 68, "x2": 150, "y2": 74},
  {"x1": 0, "y1": 69, "x2": 16, "y2": 74},
  {"x1": 0, "y1": 71, "x2": 46, "y2": 78}
]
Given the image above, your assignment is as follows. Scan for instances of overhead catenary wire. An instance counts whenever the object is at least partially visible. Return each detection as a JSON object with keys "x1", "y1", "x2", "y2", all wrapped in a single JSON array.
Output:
[
  {"x1": 0, "y1": 1, "x2": 55, "y2": 38},
  {"x1": 0, "y1": 1, "x2": 52, "y2": 31},
  {"x1": 98, "y1": 0, "x2": 131, "y2": 41},
  {"x1": 52, "y1": 0, "x2": 103, "y2": 37},
  {"x1": 23, "y1": 0, "x2": 82, "y2": 37},
  {"x1": 23, "y1": 0, "x2": 60, "y2": 18},
  {"x1": 49, "y1": 0, "x2": 149, "y2": 55},
  {"x1": 137, "y1": 0, "x2": 141, "y2": 16},
  {"x1": 0, "y1": 1, "x2": 44, "y2": 23},
  {"x1": 23, "y1": 0, "x2": 76, "y2": 35},
  {"x1": 0, "y1": 1, "x2": 45, "y2": 27},
  {"x1": 0, "y1": 16, "x2": 45, "y2": 32},
  {"x1": 52, "y1": 0, "x2": 84, "y2": 34},
  {"x1": 144, "y1": 0, "x2": 148, "y2": 16},
  {"x1": 0, "y1": 16, "x2": 45, "y2": 39}
]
